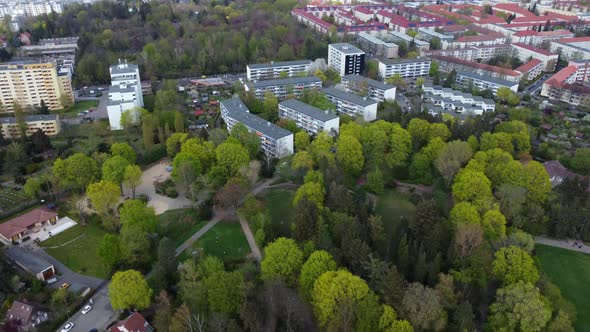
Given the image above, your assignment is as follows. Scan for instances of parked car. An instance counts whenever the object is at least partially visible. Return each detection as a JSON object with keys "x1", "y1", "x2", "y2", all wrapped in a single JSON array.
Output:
[
  {"x1": 60, "y1": 283, "x2": 70, "y2": 289},
  {"x1": 81, "y1": 305, "x2": 92, "y2": 314},
  {"x1": 61, "y1": 322, "x2": 74, "y2": 332}
]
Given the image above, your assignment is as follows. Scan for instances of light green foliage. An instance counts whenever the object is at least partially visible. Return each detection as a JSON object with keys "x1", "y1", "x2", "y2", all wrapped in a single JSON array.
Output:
[
  {"x1": 111, "y1": 142, "x2": 137, "y2": 164},
  {"x1": 428, "y1": 123, "x2": 451, "y2": 141},
  {"x1": 452, "y1": 169, "x2": 493, "y2": 209},
  {"x1": 488, "y1": 282, "x2": 551, "y2": 331},
  {"x1": 340, "y1": 121, "x2": 364, "y2": 141},
  {"x1": 367, "y1": 167, "x2": 385, "y2": 194},
  {"x1": 410, "y1": 152, "x2": 434, "y2": 184},
  {"x1": 303, "y1": 170, "x2": 324, "y2": 187},
  {"x1": 86, "y1": 180, "x2": 120, "y2": 216},
  {"x1": 166, "y1": 132, "x2": 188, "y2": 157},
  {"x1": 24, "y1": 177, "x2": 42, "y2": 198},
  {"x1": 467, "y1": 135, "x2": 479, "y2": 152},
  {"x1": 522, "y1": 161, "x2": 551, "y2": 203},
  {"x1": 422, "y1": 137, "x2": 447, "y2": 161},
  {"x1": 172, "y1": 152, "x2": 201, "y2": 178},
  {"x1": 310, "y1": 131, "x2": 334, "y2": 164},
  {"x1": 479, "y1": 132, "x2": 497, "y2": 151},
  {"x1": 102, "y1": 156, "x2": 130, "y2": 191},
  {"x1": 123, "y1": 164, "x2": 142, "y2": 198},
  {"x1": 99, "y1": 233, "x2": 121, "y2": 270},
  {"x1": 493, "y1": 246, "x2": 539, "y2": 285},
  {"x1": 294, "y1": 131, "x2": 310, "y2": 151},
  {"x1": 482, "y1": 210, "x2": 507, "y2": 240},
  {"x1": 494, "y1": 132, "x2": 515, "y2": 154},
  {"x1": 379, "y1": 305, "x2": 414, "y2": 332},
  {"x1": 363, "y1": 121, "x2": 391, "y2": 166},
  {"x1": 496, "y1": 87, "x2": 520, "y2": 106},
  {"x1": 336, "y1": 135, "x2": 364, "y2": 176},
  {"x1": 180, "y1": 138, "x2": 216, "y2": 172},
  {"x1": 434, "y1": 140, "x2": 473, "y2": 186},
  {"x1": 204, "y1": 270, "x2": 244, "y2": 315},
  {"x1": 299, "y1": 250, "x2": 338, "y2": 299},
  {"x1": 215, "y1": 141, "x2": 250, "y2": 178},
  {"x1": 108, "y1": 270, "x2": 153, "y2": 310},
  {"x1": 408, "y1": 118, "x2": 431, "y2": 147},
  {"x1": 261, "y1": 237, "x2": 304, "y2": 286},
  {"x1": 570, "y1": 148, "x2": 590, "y2": 175},
  {"x1": 198, "y1": 255, "x2": 225, "y2": 279},
  {"x1": 119, "y1": 199, "x2": 157, "y2": 233},
  {"x1": 450, "y1": 202, "x2": 481, "y2": 226},
  {"x1": 507, "y1": 229, "x2": 535, "y2": 253},
  {"x1": 293, "y1": 181, "x2": 325, "y2": 208},
  {"x1": 230, "y1": 123, "x2": 261, "y2": 158},
  {"x1": 388, "y1": 123, "x2": 412, "y2": 167},
  {"x1": 56, "y1": 153, "x2": 100, "y2": 191},
  {"x1": 292, "y1": 151, "x2": 314, "y2": 171},
  {"x1": 312, "y1": 270, "x2": 380, "y2": 331}
]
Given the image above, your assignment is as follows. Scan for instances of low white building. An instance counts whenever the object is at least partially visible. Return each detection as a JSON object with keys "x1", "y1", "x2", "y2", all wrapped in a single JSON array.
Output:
[
  {"x1": 106, "y1": 61, "x2": 143, "y2": 130},
  {"x1": 423, "y1": 83, "x2": 496, "y2": 117},
  {"x1": 278, "y1": 99, "x2": 340, "y2": 136},
  {"x1": 341, "y1": 74, "x2": 396, "y2": 102},
  {"x1": 512, "y1": 43, "x2": 559, "y2": 72},
  {"x1": 220, "y1": 98, "x2": 293, "y2": 159},
  {"x1": 244, "y1": 76, "x2": 322, "y2": 100},
  {"x1": 322, "y1": 87, "x2": 378, "y2": 121},
  {"x1": 378, "y1": 58, "x2": 431, "y2": 79},
  {"x1": 247, "y1": 60, "x2": 312, "y2": 81}
]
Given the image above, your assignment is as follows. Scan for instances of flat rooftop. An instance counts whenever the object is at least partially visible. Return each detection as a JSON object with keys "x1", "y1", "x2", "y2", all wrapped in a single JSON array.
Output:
[
  {"x1": 249, "y1": 76, "x2": 321, "y2": 88},
  {"x1": 109, "y1": 63, "x2": 139, "y2": 75},
  {"x1": 221, "y1": 98, "x2": 293, "y2": 139},
  {"x1": 279, "y1": 99, "x2": 338, "y2": 122},
  {"x1": 5, "y1": 247, "x2": 53, "y2": 274},
  {"x1": 0, "y1": 114, "x2": 58, "y2": 124},
  {"x1": 247, "y1": 60, "x2": 312, "y2": 70},
  {"x1": 330, "y1": 43, "x2": 365, "y2": 54},
  {"x1": 322, "y1": 87, "x2": 377, "y2": 107},
  {"x1": 342, "y1": 74, "x2": 392, "y2": 90}
]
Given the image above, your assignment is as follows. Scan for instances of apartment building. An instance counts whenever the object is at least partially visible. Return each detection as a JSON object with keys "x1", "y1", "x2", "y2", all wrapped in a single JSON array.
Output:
[
  {"x1": 322, "y1": 87, "x2": 378, "y2": 121},
  {"x1": 417, "y1": 28, "x2": 454, "y2": 43},
  {"x1": 378, "y1": 58, "x2": 431, "y2": 79},
  {"x1": 550, "y1": 37, "x2": 590, "y2": 61},
  {"x1": 388, "y1": 31, "x2": 430, "y2": 53},
  {"x1": 442, "y1": 33, "x2": 507, "y2": 50},
  {"x1": 17, "y1": 37, "x2": 78, "y2": 58},
  {"x1": 244, "y1": 76, "x2": 322, "y2": 100},
  {"x1": 514, "y1": 59, "x2": 545, "y2": 81},
  {"x1": 432, "y1": 55, "x2": 523, "y2": 83},
  {"x1": 511, "y1": 29, "x2": 574, "y2": 47},
  {"x1": 425, "y1": 44, "x2": 511, "y2": 63},
  {"x1": 328, "y1": 43, "x2": 365, "y2": 76},
  {"x1": 423, "y1": 83, "x2": 495, "y2": 117},
  {"x1": 357, "y1": 32, "x2": 399, "y2": 58},
  {"x1": 246, "y1": 60, "x2": 312, "y2": 82},
  {"x1": 0, "y1": 114, "x2": 60, "y2": 139},
  {"x1": 0, "y1": 60, "x2": 73, "y2": 113},
  {"x1": 455, "y1": 71, "x2": 519, "y2": 93},
  {"x1": 341, "y1": 74, "x2": 396, "y2": 102},
  {"x1": 278, "y1": 99, "x2": 340, "y2": 136},
  {"x1": 220, "y1": 98, "x2": 293, "y2": 159},
  {"x1": 541, "y1": 60, "x2": 590, "y2": 105},
  {"x1": 106, "y1": 61, "x2": 143, "y2": 130},
  {"x1": 512, "y1": 43, "x2": 559, "y2": 72}
]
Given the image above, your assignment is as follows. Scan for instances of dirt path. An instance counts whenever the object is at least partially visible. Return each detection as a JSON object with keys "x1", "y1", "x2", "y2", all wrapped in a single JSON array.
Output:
[
  {"x1": 535, "y1": 236, "x2": 590, "y2": 254},
  {"x1": 238, "y1": 215, "x2": 262, "y2": 261}
]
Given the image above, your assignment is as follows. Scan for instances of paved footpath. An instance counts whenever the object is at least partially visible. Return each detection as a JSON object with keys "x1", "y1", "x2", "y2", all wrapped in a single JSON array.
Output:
[
  {"x1": 238, "y1": 214, "x2": 262, "y2": 261},
  {"x1": 535, "y1": 236, "x2": 590, "y2": 254}
]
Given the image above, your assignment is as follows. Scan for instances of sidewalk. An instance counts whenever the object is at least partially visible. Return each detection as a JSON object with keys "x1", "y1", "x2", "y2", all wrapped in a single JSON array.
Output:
[{"x1": 535, "y1": 236, "x2": 590, "y2": 254}]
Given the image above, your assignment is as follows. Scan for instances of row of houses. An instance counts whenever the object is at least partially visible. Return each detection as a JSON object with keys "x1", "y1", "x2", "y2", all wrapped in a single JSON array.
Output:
[{"x1": 423, "y1": 83, "x2": 496, "y2": 118}]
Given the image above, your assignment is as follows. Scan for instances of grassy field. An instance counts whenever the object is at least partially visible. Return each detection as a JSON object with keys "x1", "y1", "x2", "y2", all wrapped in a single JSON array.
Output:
[
  {"x1": 193, "y1": 222, "x2": 249, "y2": 259},
  {"x1": 536, "y1": 244, "x2": 590, "y2": 331},
  {"x1": 54, "y1": 100, "x2": 99, "y2": 118},
  {"x1": 375, "y1": 190, "x2": 417, "y2": 228},
  {"x1": 262, "y1": 189, "x2": 296, "y2": 238},
  {"x1": 157, "y1": 209, "x2": 207, "y2": 247},
  {"x1": 43, "y1": 220, "x2": 108, "y2": 279}
]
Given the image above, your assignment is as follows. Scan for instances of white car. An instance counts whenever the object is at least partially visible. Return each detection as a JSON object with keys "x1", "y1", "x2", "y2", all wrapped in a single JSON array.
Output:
[
  {"x1": 81, "y1": 305, "x2": 92, "y2": 314},
  {"x1": 61, "y1": 322, "x2": 74, "y2": 332}
]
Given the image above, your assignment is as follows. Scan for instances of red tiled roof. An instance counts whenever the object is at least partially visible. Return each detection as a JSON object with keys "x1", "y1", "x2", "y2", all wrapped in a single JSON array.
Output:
[
  {"x1": 515, "y1": 58, "x2": 543, "y2": 73},
  {"x1": 494, "y1": 3, "x2": 534, "y2": 16},
  {"x1": 355, "y1": 6, "x2": 373, "y2": 14},
  {"x1": 558, "y1": 36, "x2": 590, "y2": 43},
  {"x1": 538, "y1": 30, "x2": 574, "y2": 37},
  {"x1": 513, "y1": 30, "x2": 538, "y2": 37},
  {"x1": 0, "y1": 207, "x2": 58, "y2": 240},
  {"x1": 545, "y1": 65, "x2": 577, "y2": 87},
  {"x1": 512, "y1": 42, "x2": 556, "y2": 56},
  {"x1": 478, "y1": 16, "x2": 506, "y2": 24},
  {"x1": 456, "y1": 33, "x2": 504, "y2": 43},
  {"x1": 110, "y1": 313, "x2": 151, "y2": 332},
  {"x1": 432, "y1": 55, "x2": 521, "y2": 77}
]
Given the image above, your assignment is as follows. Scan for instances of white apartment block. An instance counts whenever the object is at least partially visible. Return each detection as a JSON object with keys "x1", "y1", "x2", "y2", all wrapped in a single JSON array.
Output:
[
  {"x1": 0, "y1": 1, "x2": 62, "y2": 19},
  {"x1": 442, "y1": 34, "x2": 507, "y2": 50},
  {"x1": 511, "y1": 43, "x2": 559, "y2": 72},
  {"x1": 328, "y1": 43, "x2": 365, "y2": 76},
  {"x1": 246, "y1": 60, "x2": 312, "y2": 82},
  {"x1": 550, "y1": 37, "x2": 590, "y2": 61},
  {"x1": 278, "y1": 99, "x2": 340, "y2": 136},
  {"x1": 357, "y1": 32, "x2": 399, "y2": 58},
  {"x1": 244, "y1": 76, "x2": 322, "y2": 101},
  {"x1": 341, "y1": 74, "x2": 396, "y2": 102},
  {"x1": 378, "y1": 58, "x2": 431, "y2": 79},
  {"x1": 322, "y1": 87, "x2": 378, "y2": 122},
  {"x1": 455, "y1": 71, "x2": 519, "y2": 93},
  {"x1": 0, "y1": 114, "x2": 60, "y2": 139},
  {"x1": 0, "y1": 60, "x2": 73, "y2": 113},
  {"x1": 388, "y1": 31, "x2": 430, "y2": 53},
  {"x1": 220, "y1": 98, "x2": 293, "y2": 159},
  {"x1": 423, "y1": 83, "x2": 496, "y2": 117},
  {"x1": 106, "y1": 61, "x2": 143, "y2": 130},
  {"x1": 425, "y1": 45, "x2": 510, "y2": 63}
]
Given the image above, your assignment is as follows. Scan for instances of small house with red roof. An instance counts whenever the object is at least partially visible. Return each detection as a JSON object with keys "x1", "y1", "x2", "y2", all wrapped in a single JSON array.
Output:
[
  {"x1": 0, "y1": 207, "x2": 58, "y2": 244},
  {"x1": 109, "y1": 312, "x2": 154, "y2": 332}
]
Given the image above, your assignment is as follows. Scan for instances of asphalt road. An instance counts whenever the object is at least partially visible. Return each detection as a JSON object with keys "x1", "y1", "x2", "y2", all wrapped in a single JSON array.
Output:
[
  {"x1": 57, "y1": 283, "x2": 116, "y2": 332},
  {"x1": 523, "y1": 74, "x2": 552, "y2": 96}
]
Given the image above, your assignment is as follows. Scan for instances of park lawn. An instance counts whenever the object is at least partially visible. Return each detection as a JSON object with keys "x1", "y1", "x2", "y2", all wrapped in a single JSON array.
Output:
[
  {"x1": 157, "y1": 209, "x2": 207, "y2": 247},
  {"x1": 263, "y1": 188, "x2": 296, "y2": 238},
  {"x1": 193, "y1": 222, "x2": 249, "y2": 259},
  {"x1": 375, "y1": 190, "x2": 417, "y2": 235},
  {"x1": 536, "y1": 244, "x2": 590, "y2": 332},
  {"x1": 43, "y1": 220, "x2": 108, "y2": 279}
]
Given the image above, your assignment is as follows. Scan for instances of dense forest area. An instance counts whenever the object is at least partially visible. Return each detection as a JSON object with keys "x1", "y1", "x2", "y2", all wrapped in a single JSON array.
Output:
[{"x1": 23, "y1": 0, "x2": 333, "y2": 84}]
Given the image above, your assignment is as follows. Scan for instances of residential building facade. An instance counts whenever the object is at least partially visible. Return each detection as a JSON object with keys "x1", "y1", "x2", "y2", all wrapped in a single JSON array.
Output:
[
  {"x1": 106, "y1": 61, "x2": 143, "y2": 130},
  {"x1": 455, "y1": 71, "x2": 519, "y2": 93},
  {"x1": 220, "y1": 98, "x2": 293, "y2": 159},
  {"x1": 341, "y1": 74, "x2": 396, "y2": 102},
  {"x1": 356, "y1": 32, "x2": 399, "y2": 58},
  {"x1": 378, "y1": 58, "x2": 431, "y2": 79},
  {"x1": 0, "y1": 114, "x2": 60, "y2": 139},
  {"x1": 512, "y1": 43, "x2": 559, "y2": 72},
  {"x1": 423, "y1": 83, "x2": 496, "y2": 117},
  {"x1": 246, "y1": 60, "x2": 312, "y2": 81},
  {"x1": 541, "y1": 61, "x2": 590, "y2": 106},
  {"x1": 322, "y1": 87, "x2": 378, "y2": 121},
  {"x1": 0, "y1": 207, "x2": 59, "y2": 244},
  {"x1": 0, "y1": 60, "x2": 74, "y2": 112},
  {"x1": 278, "y1": 99, "x2": 340, "y2": 136},
  {"x1": 244, "y1": 76, "x2": 322, "y2": 100},
  {"x1": 328, "y1": 43, "x2": 365, "y2": 76}
]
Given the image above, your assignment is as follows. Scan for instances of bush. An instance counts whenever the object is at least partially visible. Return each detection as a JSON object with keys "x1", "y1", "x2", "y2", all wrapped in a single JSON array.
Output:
[
  {"x1": 155, "y1": 179, "x2": 178, "y2": 198},
  {"x1": 198, "y1": 197, "x2": 213, "y2": 220}
]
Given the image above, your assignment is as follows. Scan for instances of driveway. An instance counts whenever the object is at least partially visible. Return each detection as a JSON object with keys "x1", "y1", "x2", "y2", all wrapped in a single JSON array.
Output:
[
  {"x1": 58, "y1": 283, "x2": 117, "y2": 332},
  {"x1": 32, "y1": 248, "x2": 103, "y2": 293},
  {"x1": 132, "y1": 161, "x2": 192, "y2": 215}
]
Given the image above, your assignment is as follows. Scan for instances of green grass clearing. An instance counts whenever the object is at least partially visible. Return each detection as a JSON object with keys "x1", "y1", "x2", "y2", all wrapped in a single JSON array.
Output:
[
  {"x1": 53, "y1": 100, "x2": 99, "y2": 118},
  {"x1": 43, "y1": 219, "x2": 108, "y2": 279},
  {"x1": 262, "y1": 188, "x2": 296, "y2": 238},
  {"x1": 192, "y1": 222, "x2": 249, "y2": 259},
  {"x1": 375, "y1": 190, "x2": 417, "y2": 236},
  {"x1": 536, "y1": 244, "x2": 590, "y2": 332},
  {"x1": 157, "y1": 209, "x2": 207, "y2": 247}
]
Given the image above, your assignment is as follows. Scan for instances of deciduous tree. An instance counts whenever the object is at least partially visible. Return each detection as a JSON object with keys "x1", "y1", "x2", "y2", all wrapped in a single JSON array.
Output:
[
  {"x1": 492, "y1": 246, "x2": 539, "y2": 285},
  {"x1": 111, "y1": 142, "x2": 137, "y2": 164},
  {"x1": 336, "y1": 135, "x2": 364, "y2": 177},
  {"x1": 102, "y1": 156, "x2": 130, "y2": 195},
  {"x1": 108, "y1": 270, "x2": 153, "y2": 310},
  {"x1": 299, "y1": 250, "x2": 338, "y2": 300},
  {"x1": 119, "y1": 199, "x2": 157, "y2": 233},
  {"x1": 488, "y1": 282, "x2": 551, "y2": 331},
  {"x1": 86, "y1": 180, "x2": 120, "y2": 217},
  {"x1": 401, "y1": 283, "x2": 447, "y2": 331},
  {"x1": 123, "y1": 164, "x2": 142, "y2": 198},
  {"x1": 261, "y1": 237, "x2": 304, "y2": 286},
  {"x1": 99, "y1": 233, "x2": 122, "y2": 271},
  {"x1": 294, "y1": 131, "x2": 310, "y2": 151}
]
